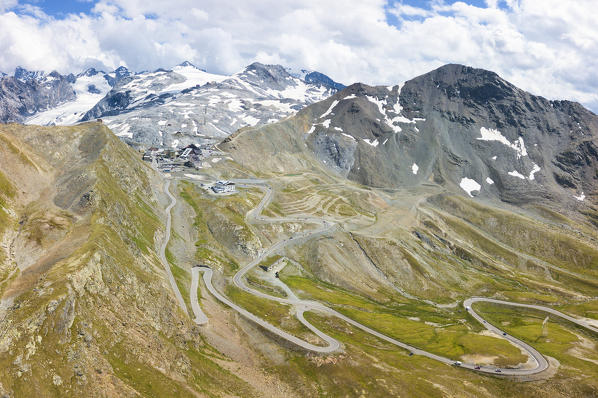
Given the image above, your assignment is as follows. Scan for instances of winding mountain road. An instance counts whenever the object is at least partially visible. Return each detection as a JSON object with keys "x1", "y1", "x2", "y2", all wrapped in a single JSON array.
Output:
[
  {"x1": 196, "y1": 267, "x2": 339, "y2": 352},
  {"x1": 182, "y1": 177, "x2": 598, "y2": 377},
  {"x1": 463, "y1": 297, "x2": 598, "y2": 375},
  {"x1": 159, "y1": 179, "x2": 188, "y2": 315}
]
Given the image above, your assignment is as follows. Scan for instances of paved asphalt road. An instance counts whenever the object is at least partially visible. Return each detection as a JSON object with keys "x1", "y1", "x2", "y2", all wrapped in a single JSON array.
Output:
[
  {"x1": 463, "y1": 297, "x2": 598, "y2": 375},
  {"x1": 159, "y1": 179, "x2": 188, "y2": 315}
]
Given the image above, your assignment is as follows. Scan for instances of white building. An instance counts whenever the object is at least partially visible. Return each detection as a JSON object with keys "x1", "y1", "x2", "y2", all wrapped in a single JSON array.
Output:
[
  {"x1": 180, "y1": 147, "x2": 196, "y2": 159},
  {"x1": 212, "y1": 180, "x2": 235, "y2": 193}
]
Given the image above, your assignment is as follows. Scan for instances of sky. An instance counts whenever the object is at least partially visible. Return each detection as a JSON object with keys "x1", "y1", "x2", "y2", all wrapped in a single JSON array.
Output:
[{"x1": 1, "y1": 0, "x2": 597, "y2": 111}]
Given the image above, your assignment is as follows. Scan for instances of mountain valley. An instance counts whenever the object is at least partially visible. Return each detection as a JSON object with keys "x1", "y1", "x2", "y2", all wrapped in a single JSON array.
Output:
[{"x1": 1, "y1": 63, "x2": 598, "y2": 398}]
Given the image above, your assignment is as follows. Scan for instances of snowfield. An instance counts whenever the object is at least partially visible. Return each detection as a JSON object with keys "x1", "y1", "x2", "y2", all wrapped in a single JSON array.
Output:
[
  {"x1": 460, "y1": 178, "x2": 481, "y2": 197},
  {"x1": 26, "y1": 72, "x2": 111, "y2": 125}
]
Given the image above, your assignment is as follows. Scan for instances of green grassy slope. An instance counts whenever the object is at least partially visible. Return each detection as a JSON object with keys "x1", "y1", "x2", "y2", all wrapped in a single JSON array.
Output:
[{"x1": 0, "y1": 124, "x2": 255, "y2": 397}]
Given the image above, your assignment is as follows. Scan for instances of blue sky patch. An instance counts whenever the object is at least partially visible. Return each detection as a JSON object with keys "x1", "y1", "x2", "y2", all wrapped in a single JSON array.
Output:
[{"x1": 16, "y1": 0, "x2": 96, "y2": 18}]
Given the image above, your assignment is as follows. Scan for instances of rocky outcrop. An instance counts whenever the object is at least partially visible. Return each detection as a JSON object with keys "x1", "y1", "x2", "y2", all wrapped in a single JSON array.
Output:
[
  {"x1": 0, "y1": 70, "x2": 76, "y2": 122},
  {"x1": 80, "y1": 90, "x2": 132, "y2": 120}
]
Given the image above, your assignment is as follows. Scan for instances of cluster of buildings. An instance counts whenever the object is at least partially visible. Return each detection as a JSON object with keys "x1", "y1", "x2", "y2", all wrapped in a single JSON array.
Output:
[
  {"x1": 140, "y1": 141, "x2": 236, "y2": 194},
  {"x1": 142, "y1": 143, "x2": 215, "y2": 172}
]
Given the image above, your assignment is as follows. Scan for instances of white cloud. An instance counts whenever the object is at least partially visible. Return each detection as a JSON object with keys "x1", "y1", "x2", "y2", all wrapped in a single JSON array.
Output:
[
  {"x1": 0, "y1": 0, "x2": 17, "y2": 12},
  {"x1": 0, "y1": 0, "x2": 597, "y2": 111}
]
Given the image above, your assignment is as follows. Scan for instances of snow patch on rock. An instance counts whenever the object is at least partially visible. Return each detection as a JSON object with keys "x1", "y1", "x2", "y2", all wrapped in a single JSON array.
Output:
[
  {"x1": 507, "y1": 170, "x2": 526, "y2": 179},
  {"x1": 529, "y1": 163, "x2": 541, "y2": 180},
  {"x1": 574, "y1": 192, "x2": 586, "y2": 201},
  {"x1": 320, "y1": 100, "x2": 339, "y2": 119},
  {"x1": 242, "y1": 115, "x2": 260, "y2": 126},
  {"x1": 478, "y1": 127, "x2": 527, "y2": 158},
  {"x1": 460, "y1": 178, "x2": 481, "y2": 197}
]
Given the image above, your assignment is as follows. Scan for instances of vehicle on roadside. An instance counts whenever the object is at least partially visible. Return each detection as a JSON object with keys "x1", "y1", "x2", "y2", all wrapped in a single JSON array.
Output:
[
  {"x1": 453, "y1": 361, "x2": 462, "y2": 366},
  {"x1": 474, "y1": 366, "x2": 481, "y2": 370},
  {"x1": 495, "y1": 369, "x2": 502, "y2": 373}
]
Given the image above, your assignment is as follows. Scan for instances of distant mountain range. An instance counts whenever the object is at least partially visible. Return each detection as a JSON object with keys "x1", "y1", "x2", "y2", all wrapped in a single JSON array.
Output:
[{"x1": 0, "y1": 62, "x2": 345, "y2": 149}]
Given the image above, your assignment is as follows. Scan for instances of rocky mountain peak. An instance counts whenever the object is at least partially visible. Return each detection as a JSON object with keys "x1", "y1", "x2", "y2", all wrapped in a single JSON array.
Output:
[
  {"x1": 173, "y1": 61, "x2": 208, "y2": 73},
  {"x1": 245, "y1": 61, "x2": 286, "y2": 74},
  {"x1": 78, "y1": 67, "x2": 101, "y2": 77},
  {"x1": 102, "y1": 66, "x2": 131, "y2": 87},
  {"x1": 403, "y1": 64, "x2": 518, "y2": 108},
  {"x1": 241, "y1": 62, "x2": 292, "y2": 88},
  {"x1": 421, "y1": 63, "x2": 502, "y2": 85},
  {"x1": 304, "y1": 71, "x2": 346, "y2": 91},
  {"x1": 14, "y1": 66, "x2": 44, "y2": 82},
  {"x1": 177, "y1": 60, "x2": 197, "y2": 68},
  {"x1": 113, "y1": 66, "x2": 130, "y2": 79},
  {"x1": 285, "y1": 66, "x2": 311, "y2": 79}
]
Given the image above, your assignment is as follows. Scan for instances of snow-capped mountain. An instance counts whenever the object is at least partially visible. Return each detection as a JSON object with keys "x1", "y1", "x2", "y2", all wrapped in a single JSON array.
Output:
[
  {"x1": 78, "y1": 62, "x2": 344, "y2": 149},
  {"x1": 7, "y1": 61, "x2": 344, "y2": 150},
  {"x1": 0, "y1": 66, "x2": 134, "y2": 124},
  {"x1": 26, "y1": 68, "x2": 113, "y2": 125},
  {"x1": 14, "y1": 66, "x2": 47, "y2": 82},
  {"x1": 0, "y1": 68, "x2": 76, "y2": 122}
]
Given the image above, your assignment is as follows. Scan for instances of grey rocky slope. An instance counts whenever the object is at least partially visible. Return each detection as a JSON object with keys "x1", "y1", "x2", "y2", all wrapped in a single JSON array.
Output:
[
  {"x1": 222, "y1": 64, "x2": 598, "y2": 208},
  {"x1": 79, "y1": 62, "x2": 344, "y2": 150},
  {"x1": 0, "y1": 66, "x2": 129, "y2": 124},
  {"x1": 0, "y1": 68, "x2": 76, "y2": 123}
]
